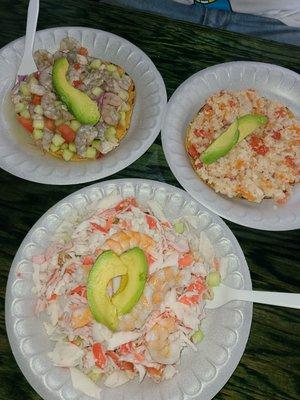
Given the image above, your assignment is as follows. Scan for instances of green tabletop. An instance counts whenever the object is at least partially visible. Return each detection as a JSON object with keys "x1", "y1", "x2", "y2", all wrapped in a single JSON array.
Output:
[{"x1": 0, "y1": 1, "x2": 299, "y2": 399}]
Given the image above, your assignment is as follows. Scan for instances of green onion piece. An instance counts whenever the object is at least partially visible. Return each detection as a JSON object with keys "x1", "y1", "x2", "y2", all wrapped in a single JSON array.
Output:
[
  {"x1": 206, "y1": 271, "x2": 221, "y2": 287},
  {"x1": 191, "y1": 329, "x2": 204, "y2": 344}
]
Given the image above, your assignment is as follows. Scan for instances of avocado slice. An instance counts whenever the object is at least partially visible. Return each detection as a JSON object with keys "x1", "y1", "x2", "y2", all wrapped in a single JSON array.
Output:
[
  {"x1": 200, "y1": 119, "x2": 239, "y2": 164},
  {"x1": 52, "y1": 57, "x2": 100, "y2": 125},
  {"x1": 112, "y1": 247, "x2": 148, "y2": 315},
  {"x1": 237, "y1": 114, "x2": 268, "y2": 143},
  {"x1": 87, "y1": 250, "x2": 127, "y2": 331}
]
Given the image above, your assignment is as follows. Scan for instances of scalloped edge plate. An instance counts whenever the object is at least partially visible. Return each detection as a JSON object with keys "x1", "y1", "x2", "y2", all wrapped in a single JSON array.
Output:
[
  {"x1": 6, "y1": 179, "x2": 252, "y2": 400},
  {"x1": 0, "y1": 27, "x2": 167, "y2": 184},
  {"x1": 161, "y1": 62, "x2": 300, "y2": 231}
]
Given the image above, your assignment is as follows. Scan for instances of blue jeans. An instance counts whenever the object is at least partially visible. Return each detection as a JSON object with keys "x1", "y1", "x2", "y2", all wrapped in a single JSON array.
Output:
[{"x1": 101, "y1": 0, "x2": 300, "y2": 46}]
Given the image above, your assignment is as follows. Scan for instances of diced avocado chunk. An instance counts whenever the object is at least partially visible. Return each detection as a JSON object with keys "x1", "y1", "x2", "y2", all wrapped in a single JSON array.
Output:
[
  {"x1": 173, "y1": 222, "x2": 185, "y2": 234},
  {"x1": 191, "y1": 329, "x2": 204, "y2": 344},
  {"x1": 33, "y1": 129, "x2": 44, "y2": 140},
  {"x1": 206, "y1": 271, "x2": 221, "y2": 287},
  {"x1": 52, "y1": 57, "x2": 100, "y2": 125},
  {"x1": 112, "y1": 247, "x2": 148, "y2": 315},
  {"x1": 237, "y1": 114, "x2": 268, "y2": 143},
  {"x1": 87, "y1": 250, "x2": 127, "y2": 331},
  {"x1": 62, "y1": 148, "x2": 74, "y2": 161},
  {"x1": 104, "y1": 126, "x2": 116, "y2": 141},
  {"x1": 200, "y1": 120, "x2": 239, "y2": 164},
  {"x1": 52, "y1": 134, "x2": 65, "y2": 147},
  {"x1": 86, "y1": 147, "x2": 97, "y2": 159}
]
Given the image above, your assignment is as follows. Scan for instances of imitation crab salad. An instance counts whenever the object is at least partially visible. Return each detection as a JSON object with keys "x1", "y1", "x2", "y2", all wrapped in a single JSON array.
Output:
[
  {"x1": 11, "y1": 37, "x2": 135, "y2": 161},
  {"x1": 186, "y1": 89, "x2": 300, "y2": 204},
  {"x1": 32, "y1": 194, "x2": 223, "y2": 399}
]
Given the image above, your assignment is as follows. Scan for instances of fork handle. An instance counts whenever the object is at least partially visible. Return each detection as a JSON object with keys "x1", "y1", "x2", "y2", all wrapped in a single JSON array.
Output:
[
  {"x1": 23, "y1": 0, "x2": 39, "y2": 60},
  {"x1": 233, "y1": 289, "x2": 300, "y2": 309}
]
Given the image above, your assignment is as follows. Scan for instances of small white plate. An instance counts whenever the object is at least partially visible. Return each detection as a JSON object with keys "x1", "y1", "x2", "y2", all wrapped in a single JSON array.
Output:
[
  {"x1": 0, "y1": 27, "x2": 166, "y2": 184},
  {"x1": 6, "y1": 179, "x2": 252, "y2": 400},
  {"x1": 161, "y1": 62, "x2": 300, "y2": 231}
]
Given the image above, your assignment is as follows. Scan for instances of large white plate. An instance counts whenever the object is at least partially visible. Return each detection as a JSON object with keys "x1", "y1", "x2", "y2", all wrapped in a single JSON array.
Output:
[
  {"x1": 6, "y1": 179, "x2": 252, "y2": 400},
  {"x1": 161, "y1": 62, "x2": 300, "y2": 231},
  {"x1": 0, "y1": 27, "x2": 166, "y2": 184}
]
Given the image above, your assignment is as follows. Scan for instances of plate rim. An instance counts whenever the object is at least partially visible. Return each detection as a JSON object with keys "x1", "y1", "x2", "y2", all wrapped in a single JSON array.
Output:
[
  {"x1": 0, "y1": 26, "x2": 167, "y2": 185},
  {"x1": 5, "y1": 178, "x2": 252, "y2": 400},
  {"x1": 161, "y1": 61, "x2": 300, "y2": 231}
]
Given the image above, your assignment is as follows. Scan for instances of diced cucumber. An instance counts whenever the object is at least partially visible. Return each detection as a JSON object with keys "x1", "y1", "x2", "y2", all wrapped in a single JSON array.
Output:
[
  {"x1": 62, "y1": 148, "x2": 74, "y2": 161},
  {"x1": 20, "y1": 82, "x2": 31, "y2": 96},
  {"x1": 50, "y1": 143, "x2": 60, "y2": 153},
  {"x1": 121, "y1": 102, "x2": 130, "y2": 112},
  {"x1": 52, "y1": 134, "x2": 65, "y2": 147},
  {"x1": 70, "y1": 120, "x2": 81, "y2": 131},
  {"x1": 206, "y1": 271, "x2": 221, "y2": 287},
  {"x1": 20, "y1": 109, "x2": 31, "y2": 119},
  {"x1": 112, "y1": 71, "x2": 120, "y2": 80},
  {"x1": 34, "y1": 105, "x2": 43, "y2": 115},
  {"x1": 119, "y1": 89, "x2": 129, "y2": 101},
  {"x1": 61, "y1": 143, "x2": 68, "y2": 150},
  {"x1": 33, "y1": 119, "x2": 44, "y2": 130},
  {"x1": 90, "y1": 59, "x2": 101, "y2": 69},
  {"x1": 87, "y1": 367, "x2": 102, "y2": 383},
  {"x1": 191, "y1": 329, "x2": 204, "y2": 344},
  {"x1": 104, "y1": 126, "x2": 116, "y2": 141},
  {"x1": 107, "y1": 64, "x2": 117, "y2": 72},
  {"x1": 91, "y1": 86, "x2": 103, "y2": 97},
  {"x1": 173, "y1": 222, "x2": 185, "y2": 234},
  {"x1": 68, "y1": 142, "x2": 77, "y2": 152},
  {"x1": 86, "y1": 147, "x2": 97, "y2": 159},
  {"x1": 119, "y1": 111, "x2": 126, "y2": 127},
  {"x1": 15, "y1": 102, "x2": 25, "y2": 113},
  {"x1": 33, "y1": 129, "x2": 44, "y2": 140},
  {"x1": 92, "y1": 139, "x2": 101, "y2": 151},
  {"x1": 54, "y1": 118, "x2": 64, "y2": 126}
]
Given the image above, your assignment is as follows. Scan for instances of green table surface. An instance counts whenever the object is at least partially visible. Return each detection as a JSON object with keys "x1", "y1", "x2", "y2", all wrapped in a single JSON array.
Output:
[{"x1": 0, "y1": 1, "x2": 299, "y2": 399}]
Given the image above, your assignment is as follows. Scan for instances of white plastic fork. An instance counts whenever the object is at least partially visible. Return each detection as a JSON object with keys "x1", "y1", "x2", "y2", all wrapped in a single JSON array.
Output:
[
  {"x1": 17, "y1": 0, "x2": 39, "y2": 80},
  {"x1": 206, "y1": 283, "x2": 300, "y2": 309}
]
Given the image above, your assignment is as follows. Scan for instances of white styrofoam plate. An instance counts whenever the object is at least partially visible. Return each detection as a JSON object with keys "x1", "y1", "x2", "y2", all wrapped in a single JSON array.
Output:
[
  {"x1": 0, "y1": 27, "x2": 166, "y2": 184},
  {"x1": 161, "y1": 62, "x2": 300, "y2": 231},
  {"x1": 6, "y1": 179, "x2": 252, "y2": 400}
]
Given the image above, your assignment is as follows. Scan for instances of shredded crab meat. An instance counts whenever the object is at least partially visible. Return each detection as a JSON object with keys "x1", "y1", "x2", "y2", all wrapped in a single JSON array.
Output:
[{"x1": 30, "y1": 195, "x2": 223, "y2": 398}]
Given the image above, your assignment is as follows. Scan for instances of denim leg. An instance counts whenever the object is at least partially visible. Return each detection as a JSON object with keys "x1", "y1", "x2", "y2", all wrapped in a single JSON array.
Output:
[{"x1": 100, "y1": 0, "x2": 300, "y2": 46}]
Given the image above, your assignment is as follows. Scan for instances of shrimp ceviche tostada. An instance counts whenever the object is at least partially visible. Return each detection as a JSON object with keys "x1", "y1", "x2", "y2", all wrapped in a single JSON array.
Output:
[
  {"x1": 186, "y1": 89, "x2": 300, "y2": 204},
  {"x1": 11, "y1": 37, "x2": 135, "y2": 161},
  {"x1": 32, "y1": 194, "x2": 222, "y2": 398}
]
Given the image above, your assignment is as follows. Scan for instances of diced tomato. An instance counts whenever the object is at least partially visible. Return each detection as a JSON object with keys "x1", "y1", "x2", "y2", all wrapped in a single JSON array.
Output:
[
  {"x1": 285, "y1": 156, "x2": 296, "y2": 168},
  {"x1": 119, "y1": 342, "x2": 134, "y2": 355},
  {"x1": 73, "y1": 80, "x2": 82, "y2": 88},
  {"x1": 74, "y1": 63, "x2": 81, "y2": 70},
  {"x1": 115, "y1": 198, "x2": 138, "y2": 212},
  {"x1": 57, "y1": 124, "x2": 76, "y2": 143},
  {"x1": 48, "y1": 293, "x2": 58, "y2": 301},
  {"x1": 146, "y1": 215, "x2": 157, "y2": 229},
  {"x1": 44, "y1": 117, "x2": 56, "y2": 132},
  {"x1": 70, "y1": 285, "x2": 87, "y2": 297},
  {"x1": 256, "y1": 145, "x2": 269, "y2": 155},
  {"x1": 272, "y1": 131, "x2": 281, "y2": 140},
  {"x1": 249, "y1": 135, "x2": 269, "y2": 155},
  {"x1": 82, "y1": 255, "x2": 94, "y2": 266},
  {"x1": 32, "y1": 94, "x2": 41, "y2": 105},
  {"x1": 106, "y1": 351, "x2": 134, "y2": 371},
  {"x1": 92, "y1": 343, "x2": 107, "y2": 368},
  {"x1": 228, "y1": 100, "x2": 236, "y2": 107},
  {"x1": 194, "y1": 129, "x2": 207, "y2": 138},
  {"x1": 178, "y1": 294, "x2": 200, "y2": 305},
  {"x1": 203, "y1": 104, "x2": 213, "y2": 115},
  {"x1": 178, "y1": 253, "x2": 194, "y2": 268},
  {"x1": 188, "y1": 144, "x2": 199, "y2": 159},
  {"x1": 146, "y1": 252, "x2": 156, "y2": 265},
  {"x1": 17, "y1": 115, "x2": 33, "y2": 133},
  {"x1": 195, "y1": 160, "x2": 203, "y2": 170},
  {"x1": 78, "y1": 47, "x2": 88, "y2": 56}
]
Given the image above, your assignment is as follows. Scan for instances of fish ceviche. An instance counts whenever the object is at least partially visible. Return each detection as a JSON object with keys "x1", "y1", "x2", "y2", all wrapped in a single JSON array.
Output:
[
  {"x1": 32, "y1": 195, "x2": 222, "y2": 399},
  {"x1": 11, "y1": 37, "x2": 135, "y2": 161}
]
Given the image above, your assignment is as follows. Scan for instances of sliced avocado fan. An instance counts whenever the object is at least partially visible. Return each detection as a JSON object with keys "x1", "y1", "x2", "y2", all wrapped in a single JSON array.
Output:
[{"x1": 52, "y1": 57, "x2": 100, "y2": 125}]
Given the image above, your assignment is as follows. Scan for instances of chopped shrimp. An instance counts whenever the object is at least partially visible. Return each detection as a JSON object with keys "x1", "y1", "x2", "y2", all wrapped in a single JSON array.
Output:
[{"x1": 102, "y1": 230, "x2": 155, "y2": 255}]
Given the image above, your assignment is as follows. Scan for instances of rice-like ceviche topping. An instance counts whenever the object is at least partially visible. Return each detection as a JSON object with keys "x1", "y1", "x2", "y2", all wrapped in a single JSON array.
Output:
[
  {"x1": 186, "y1": 89, "x2": 300, "y2": 204},
  {"x1": 11, "y1": 37, "x2": 135, "y2": 161},
  {"x1": 31, "y1": 194, "x2": 223, "y2": 398}
]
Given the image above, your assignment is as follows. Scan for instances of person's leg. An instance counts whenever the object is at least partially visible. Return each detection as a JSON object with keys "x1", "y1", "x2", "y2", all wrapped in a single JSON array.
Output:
[{"x1": 100, "y1": 0, "x2": 300, "y2": 46}]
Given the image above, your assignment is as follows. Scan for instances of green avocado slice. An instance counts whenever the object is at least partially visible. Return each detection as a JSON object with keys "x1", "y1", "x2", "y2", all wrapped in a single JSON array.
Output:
[
  {"x1": 52, "y1": 57, "x2": 100, "y2": 125},
  {"x1": 200, "y1": 119, "x2": 239, "y2": 164},
  {"x1": 112, "y1": 247, "x2": 148, "y2": 316},
  {"x1": 87, "y1": 250, "x2": 127, "y2": 331},
  {"x1": 237, "y1": 114, "x2": 268, "y2": 143}
]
